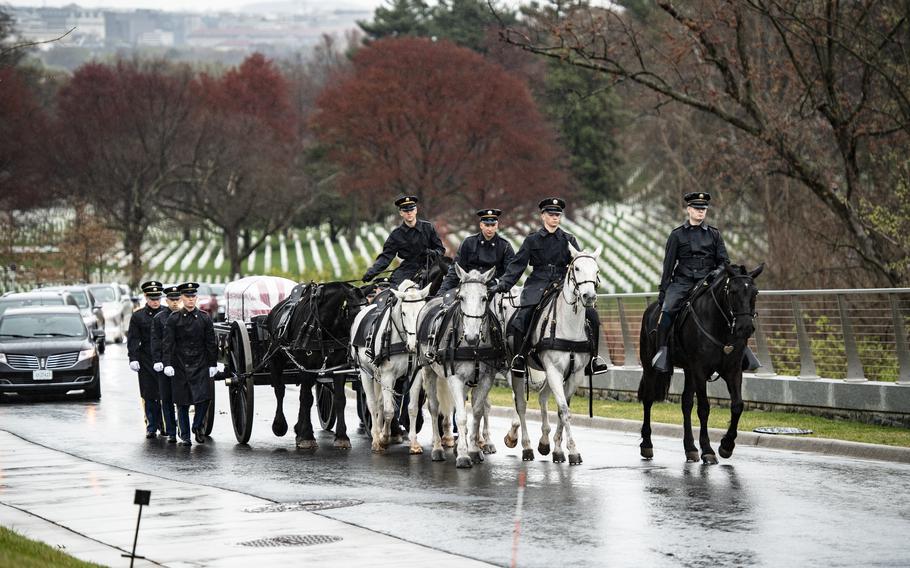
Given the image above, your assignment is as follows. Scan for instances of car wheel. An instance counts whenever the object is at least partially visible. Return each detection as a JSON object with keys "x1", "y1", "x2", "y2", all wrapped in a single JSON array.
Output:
[
  {"x1": 97, "y1": 339, "x2": 106, "y2": 355},
  {"x1": 85, "y1": 370, "x2": 101, "y2": 400},
  {"x1": 114, "y1": 318, "x2": 124, "y2": 343}
]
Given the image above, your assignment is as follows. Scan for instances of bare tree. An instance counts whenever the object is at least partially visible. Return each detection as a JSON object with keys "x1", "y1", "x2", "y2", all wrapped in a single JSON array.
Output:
[{"x1": 495, "y1": 0, "x2": 910, "y2": 285}]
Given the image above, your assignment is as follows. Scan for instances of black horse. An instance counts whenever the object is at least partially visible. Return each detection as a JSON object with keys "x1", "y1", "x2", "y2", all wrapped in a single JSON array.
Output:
[
  {"x1": 265, "y1": 281, "x2": 366, "y2": 450},
  {"x1": 638, "y1": 263, "x2": 764, "y2": 464}
]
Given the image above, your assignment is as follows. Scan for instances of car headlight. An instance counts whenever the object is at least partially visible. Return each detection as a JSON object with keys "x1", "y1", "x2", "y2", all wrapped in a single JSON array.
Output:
[
  {"x1": 0, "y1": 353, "x2": 6, "y2": 365},
  {"x1": 77, "y1": 348, "x2": 96, "y2": 362}
]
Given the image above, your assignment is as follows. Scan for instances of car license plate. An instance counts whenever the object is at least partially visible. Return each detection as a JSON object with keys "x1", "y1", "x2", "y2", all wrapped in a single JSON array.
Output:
[{"x1": 32, "y1": 370, "x2": 53, "y2": 381}]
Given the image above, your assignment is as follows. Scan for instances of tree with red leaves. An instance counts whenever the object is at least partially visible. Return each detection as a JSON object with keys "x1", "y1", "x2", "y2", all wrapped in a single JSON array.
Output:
[
  {"x1": 51, "y1": 58, "x2": 195, "y2": 286},
  {"x1": 174, "y1": 53, "x2": 310, "y2": 277},
  {"x1": 311, "y1": 37, "x2": 567, "y2": 225}
]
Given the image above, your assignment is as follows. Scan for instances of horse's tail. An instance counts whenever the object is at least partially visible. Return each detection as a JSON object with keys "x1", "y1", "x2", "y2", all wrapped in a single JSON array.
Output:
[{"x1": 637, "y1": 301, "x2": 672, "y2": 403}]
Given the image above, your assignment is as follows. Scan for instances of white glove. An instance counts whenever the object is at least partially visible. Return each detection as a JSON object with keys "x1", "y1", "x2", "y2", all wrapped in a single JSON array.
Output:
[
  {"x1": 209, "y1": 366, "x2": 218, "y2": 378},
  {"x1": 216, "y1": 362, "x2": 225, "y2": 373},
  {"x1": 129, "y1": 361, "x2": 140, "y2": 372},
  {"x1": 153, "y1": 362, "x2": 164, "y2": 372},
  {"x1": 164, "y1": 366, "x2": 175, "y2": 377}
]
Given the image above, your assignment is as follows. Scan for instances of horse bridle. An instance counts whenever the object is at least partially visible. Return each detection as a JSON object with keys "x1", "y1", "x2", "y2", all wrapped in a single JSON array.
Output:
[
  {"x1": 564, "y1": 254, "x2": 601, "y2": 312},
  {"x1": 689, "y1": 273, "x2": 757, "y2": 354},
  {"x1": 455, "y1": 277, "x2": 492, "y2": 345},
  {"x1": 390, "y1": 293, "x2": 423, "y2": 348}
]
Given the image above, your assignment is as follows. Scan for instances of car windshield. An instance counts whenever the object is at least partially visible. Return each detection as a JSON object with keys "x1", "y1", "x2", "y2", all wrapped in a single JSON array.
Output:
[
  {"x1": 67, "y1": 290, "x2": 90, "y2": 309},
  {"x1": 0, "y1": 297, "x2": 64, "y2": 317},
  {"x1": 88, "y1": 286, "x2": 115, "y2": 302},
  {"x1": 0, "y1": 314, "x2": 86, "y2": 338}
]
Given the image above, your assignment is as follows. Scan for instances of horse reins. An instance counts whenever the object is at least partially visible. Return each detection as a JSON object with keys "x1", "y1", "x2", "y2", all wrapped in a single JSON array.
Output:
[{"x1": 687, "y1": 274, "x2": 756, "y2": 355}]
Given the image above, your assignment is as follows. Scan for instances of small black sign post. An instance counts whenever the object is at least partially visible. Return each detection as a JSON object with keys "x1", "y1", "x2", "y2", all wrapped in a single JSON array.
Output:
[{"x1": 122, "y1": 489, "x2": 150, "y2": 567}]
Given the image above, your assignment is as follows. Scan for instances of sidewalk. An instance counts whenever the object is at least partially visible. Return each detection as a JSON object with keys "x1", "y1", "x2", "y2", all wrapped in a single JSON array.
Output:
[{"x1": 0, "y1": 430, "x2": 492, "y2": 568}]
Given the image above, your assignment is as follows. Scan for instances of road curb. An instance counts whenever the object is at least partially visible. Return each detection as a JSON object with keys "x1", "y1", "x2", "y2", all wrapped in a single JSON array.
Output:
[{"x1": 485, "y1": 405, "x2": 910, "y2": 464}]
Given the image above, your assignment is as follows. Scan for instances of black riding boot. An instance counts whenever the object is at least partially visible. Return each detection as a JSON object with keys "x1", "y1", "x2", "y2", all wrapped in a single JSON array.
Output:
[
  {"x1": 510, "y1": 332, "x2": 529, "y2": 378},
  {"x1": 652, "y1": 310, "x2": 673, "y2": 373},
  {"x1": 584, "y1": 308, "x2": 608, "y2": 375}
]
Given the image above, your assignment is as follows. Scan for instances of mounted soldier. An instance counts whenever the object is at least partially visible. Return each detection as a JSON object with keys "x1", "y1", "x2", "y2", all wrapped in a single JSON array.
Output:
[
  {"x1": 127, "y1": 281, "x2": 165, "y2": 439},
  {"x1": 653, "y1": 191, "x2": 760, "y2": 372},
  {"x1": 438, "y1": 208, "x2": 515, "y2": 298},
  {"x1": 493, "y1": 197, "x2": 608, "y2": 377},
  {"x1": 162, "y1": 282, "x2": 218, "y2": 446},
  {"x1": 361, "y1": 195, "x2": 446, "y2": 289}
]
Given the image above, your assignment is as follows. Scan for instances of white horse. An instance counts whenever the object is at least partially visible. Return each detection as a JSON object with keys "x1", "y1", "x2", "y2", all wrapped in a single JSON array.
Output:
[
  {"x1": 418, "y1": 266, "x2": 502, "y2": 468},
  {"x1": 503, "y1": 245, "x2": 602, "y2": 465},
  {"x1": 350, "y1": 280, "x2": 431, "y2": 453}
]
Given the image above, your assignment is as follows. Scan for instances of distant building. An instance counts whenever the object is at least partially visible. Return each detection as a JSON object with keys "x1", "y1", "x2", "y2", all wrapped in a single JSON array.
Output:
[{"x1": 11, "y1": 5, "x2": 105, "y2": 47}]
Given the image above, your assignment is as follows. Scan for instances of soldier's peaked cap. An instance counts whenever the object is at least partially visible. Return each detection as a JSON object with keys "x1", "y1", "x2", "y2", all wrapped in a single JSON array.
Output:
[
  {"x1": 476, "y1": 208, "x2": 502, "y2": 224},
  {"x1": 684, "y1": 191, "x2": 711, "y2": 209},
  {"x1": 395, "y1": 195, "x2": 418, "y2": 211},
  {"x1": 177, "y1": 282, "x2": 199, "y2": 296},
  {"x1": 539, "y1": 197, "x2": 566, "y2": 213},
  {"x1": 140, "y1": 280, "x2": 163, "y2": 298}
]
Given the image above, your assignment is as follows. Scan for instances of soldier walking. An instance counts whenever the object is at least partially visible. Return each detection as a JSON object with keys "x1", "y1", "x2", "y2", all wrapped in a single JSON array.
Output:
[
  {"x1": 127, "y1": 281, "x2": 166, "y2": 438},
  {"x1": 151, "y1": 285, "x2": 181, "y2": 443},
  {"x1": 162, "y1": 282, "x2": 218, "y2": 446}
]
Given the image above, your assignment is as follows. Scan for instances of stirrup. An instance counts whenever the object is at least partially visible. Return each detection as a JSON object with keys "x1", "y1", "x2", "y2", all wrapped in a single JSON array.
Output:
[
  {"x1": 587, "y1": 355, "x2": 609, "y2": 375},
  {"x1": 652, "y1": 347, "x2": 671, "y2": 373},
  {"x1": 510, "y1": 355, "x2": 527, "y2": 377}
]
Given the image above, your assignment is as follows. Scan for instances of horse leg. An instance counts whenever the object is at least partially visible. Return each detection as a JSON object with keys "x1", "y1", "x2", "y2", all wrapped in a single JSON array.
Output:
[
  {"x1": 380, "y1": 367, "x2": 397, "y2": 448},
  {"x1": 508, "y1": 372, "x2": 533, "y2": 461},
  {"x1": 447, "y1": 375, "x2": 472, "y2": 469},
  {"x1": 537, "y1": 386, "x2": 552, "y2": 456},
  {"x1": 479, "y1": 395, "x2": 496, "y2": 454},
  {"x1": 468, "y1": 378, "x2": 492, "y2": 464},
  {"x1": 270, "y1": 360, "x2": 288, "y2": 437},
  {"x1": 425, "y1": 367, "x2": 445, "y2": 461},
  {"x1": 695, "y1": 375, "x2": 717, "y2": 464},
  {"x1": 332, "y1": 374, "x2": 350, "y2": 449},
  {"x1": 360, "y1": 366, "x2": 384, "y2": 453},
  {"x1": 719, "y1": 373, "x2": 744, "y2": 459},
  {"x1": 295, "y1": 376, "x2": 318, "y2": 450},
  {"x1": 681, "y1": 369, "x2": 699, "y2": 462},
  {"x1": 563, "y1": 372, "x2": 584, "y2": 465},
  {"x1": 544, "y1": 363, "x2": 569, "y2": 464},
  {"x1": 407, "y1": 371, "x2": 424, "y2": 454},
  {"x1": 440, "y1": 402, "x2": 456, "y2": 449}
]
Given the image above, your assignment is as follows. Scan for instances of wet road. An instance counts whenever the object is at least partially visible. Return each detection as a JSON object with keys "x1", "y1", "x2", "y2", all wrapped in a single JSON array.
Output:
[{"x1": 2, "y1": 344, "x2": 909, "y2": 567}]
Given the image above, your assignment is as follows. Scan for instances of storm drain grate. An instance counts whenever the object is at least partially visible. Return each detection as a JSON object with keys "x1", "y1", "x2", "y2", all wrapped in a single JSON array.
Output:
[
  {"x1": 238, "y1": 534, "x2": 343, "y2": 548},
  {"x1": 243, "y1": 499, "x2": 363, "y2": 514}
]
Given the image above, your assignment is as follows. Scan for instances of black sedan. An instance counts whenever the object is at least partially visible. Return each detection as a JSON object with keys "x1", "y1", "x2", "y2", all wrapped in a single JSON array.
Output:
[{"x1": 0, "y1": 306, "x2": 103, "y2": 400}]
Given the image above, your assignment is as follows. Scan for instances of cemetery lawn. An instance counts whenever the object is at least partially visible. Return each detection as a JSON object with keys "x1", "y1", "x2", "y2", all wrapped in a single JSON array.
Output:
[
  {"x1": 0, "y1": 527, "x2": 103, "y2": 568},
  {"x1": 486, "y1": 386, "x2": 910, "y2": 448}
]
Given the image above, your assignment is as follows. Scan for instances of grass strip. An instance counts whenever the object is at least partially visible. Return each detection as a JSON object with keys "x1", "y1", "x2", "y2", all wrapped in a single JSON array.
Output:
[
  {"x1": 486, "y1": 386, "x2": 910, "y2": 448},
  {"x1": 0, "y1": 527, "x2": 104, "y2": 568}
]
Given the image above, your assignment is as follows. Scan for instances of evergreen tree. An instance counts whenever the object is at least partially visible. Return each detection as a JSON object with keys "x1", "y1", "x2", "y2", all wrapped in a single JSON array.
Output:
[{"x1": 358, "y1": 0, "x2": 433, "y2": 41}]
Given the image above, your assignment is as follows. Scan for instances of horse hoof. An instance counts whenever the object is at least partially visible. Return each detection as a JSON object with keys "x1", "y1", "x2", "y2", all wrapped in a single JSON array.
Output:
[
  {"x1": 409, "y1": 444, "x2": 424, "y2": 455},
  {"x1": 469, "y1": 451, "x2": 484, "y2": 464},
  {"x1": 442, "y1": 436, "x2": 455, "y2": 448},
  {"x1": 569, "y1": 453, "x2": 582, "y2": 465},
  {"x1": 702, "y1": 453, "x2": 718, "y2": 465},
  {"x1": 456, "y1": 456, "x2": 473, "y2": 469},
  {"x1": 333, "y1": 438, "x2": 352, "y2": 450},
  {"x1": 537, "y1": 443, "x2": 551, "y2": 456},
  {"x1": 272, "y1": 416, "x2": 288, "y2": 437},
  {"x1": 521, "y1": 449, "x2": 534, "y2": 461},
  {"x1": 296, "y1": 439, "x2": 318, "y2": 451},
  {"x1": 431, "y1": 448, "x2": 446, "y2": 462},
  {"x1": 718, "y1": 446, "x2": 733, "y2": 459},
  {"x1": 481, "y1": 443, "x2": 497, "y2": 455},
  {"x1": 685, "y1": 451, "x2": 700, "y2": 462},
  {"x1": 552, "y1": 451, "x2": 566, "y2": 464},
  {"x1": 503, "y1": 435, "x2": 517, "y2": 449},
  {"x1": 640, "y1": 446, "x2": 654, "y2": 459}
]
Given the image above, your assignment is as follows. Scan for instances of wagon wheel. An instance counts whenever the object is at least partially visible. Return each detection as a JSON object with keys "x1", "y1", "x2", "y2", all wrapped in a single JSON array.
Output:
[
  {"x1": 204, "y1": 378, "x2": 216, "y2": 436},
  {"x1": 227, "y1": 321, "x2": 254, "y2": 444},
  {"x1": 315, "y1": 382, "x2": 336, "y2": 431},
  {"x1": 356, "y1": 383, "x2": 372, "y2": 439}
]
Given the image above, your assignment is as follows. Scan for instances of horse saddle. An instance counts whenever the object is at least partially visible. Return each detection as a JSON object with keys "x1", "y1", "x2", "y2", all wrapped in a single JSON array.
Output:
[{"x1": 352, "y1": 288, "x2": 397, "y2": 351}]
